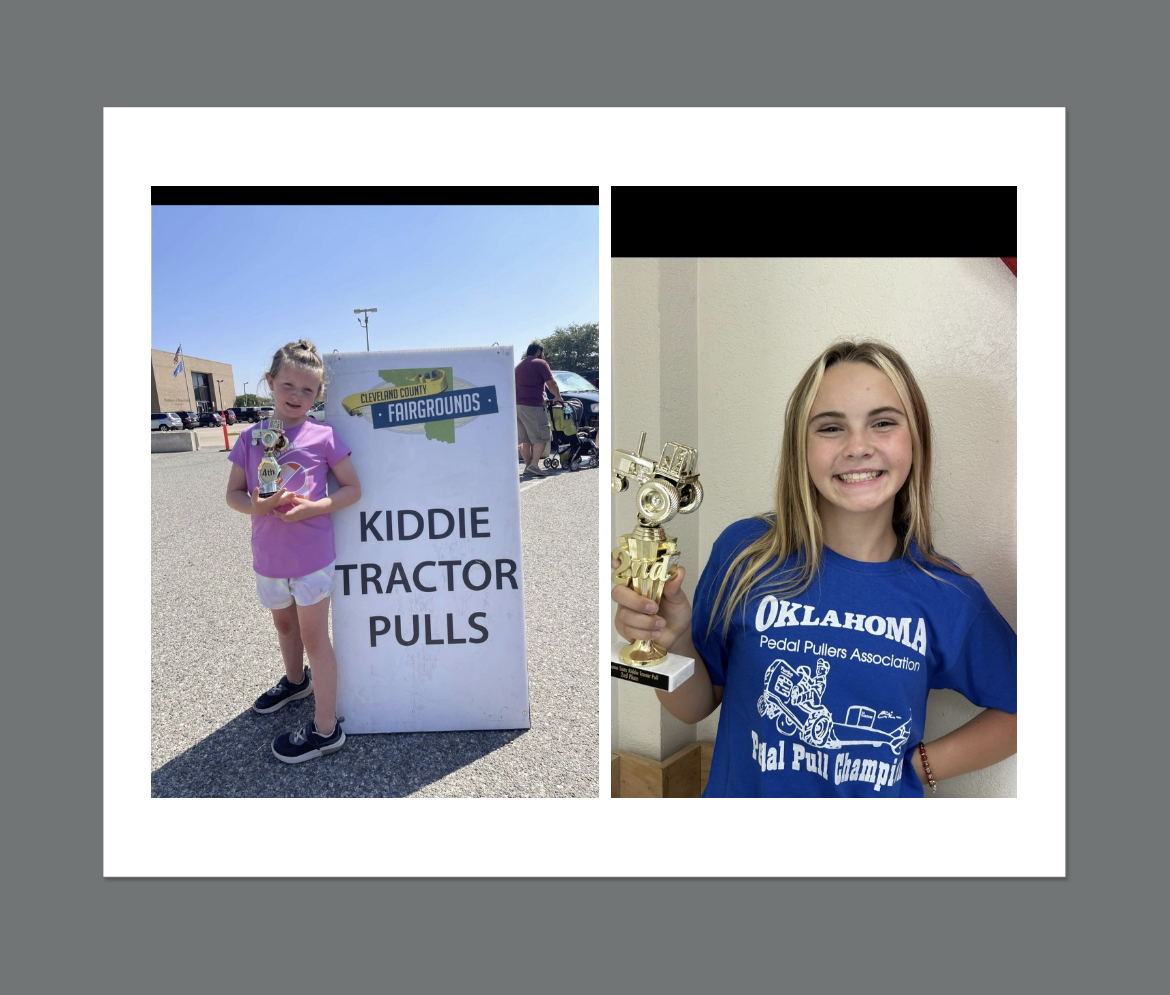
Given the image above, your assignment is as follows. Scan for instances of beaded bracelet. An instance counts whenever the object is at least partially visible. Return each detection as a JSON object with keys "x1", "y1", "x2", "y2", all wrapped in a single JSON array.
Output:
[{"x1": 918, "y1": 741, "x2": 937, "y2": 793}]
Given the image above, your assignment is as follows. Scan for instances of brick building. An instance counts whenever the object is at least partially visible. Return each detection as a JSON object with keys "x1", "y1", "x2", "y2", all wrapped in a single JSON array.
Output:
[{"x1": 151, "y1": 349, "x2": 236, "y2": 413}]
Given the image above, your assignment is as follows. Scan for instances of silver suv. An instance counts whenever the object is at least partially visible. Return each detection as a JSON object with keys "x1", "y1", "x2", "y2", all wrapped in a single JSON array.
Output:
[{"x1": 151, "y1": 412, "x2": 182, "y2": 431}]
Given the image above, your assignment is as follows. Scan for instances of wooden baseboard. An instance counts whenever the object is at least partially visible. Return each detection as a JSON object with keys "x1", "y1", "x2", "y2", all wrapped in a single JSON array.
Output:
[
  {"x1": 612, "y1": 741, "x2": 715, "y2": 798},
  {"x1": 699, "y1": 739, "x2": 713, "y2": 791}
]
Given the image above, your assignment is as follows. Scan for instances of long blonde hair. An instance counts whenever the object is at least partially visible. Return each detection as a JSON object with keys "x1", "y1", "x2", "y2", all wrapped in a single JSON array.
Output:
[{"x1": 708, "y1": 340, "x2": 967, "y2": 636}]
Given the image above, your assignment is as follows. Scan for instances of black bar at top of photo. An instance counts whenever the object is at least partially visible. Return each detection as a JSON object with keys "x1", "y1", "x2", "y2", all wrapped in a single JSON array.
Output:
[
  {"x1": 612, "y1": 186, "x2": 1016, "y2": 258},
  {"x1": 152, "y1": 186, "x2": 599, "y2": 206}
]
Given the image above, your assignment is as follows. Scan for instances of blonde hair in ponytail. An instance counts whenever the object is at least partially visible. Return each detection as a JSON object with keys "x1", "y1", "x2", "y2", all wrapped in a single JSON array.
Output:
[{"x1": 265, "y1": 339, "x2": 325, "y2": 399}]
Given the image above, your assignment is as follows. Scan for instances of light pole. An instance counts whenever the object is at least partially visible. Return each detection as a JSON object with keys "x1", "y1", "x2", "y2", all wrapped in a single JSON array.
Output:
[
  {"x1": 354, "y1": 307, "x2": 378, "y2": 351},
  {"x1": 243, "y1": 382, "x2": 249, "y2": 405}
]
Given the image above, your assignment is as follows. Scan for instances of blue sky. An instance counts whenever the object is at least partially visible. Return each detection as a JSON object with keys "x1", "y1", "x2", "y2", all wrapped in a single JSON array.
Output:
[{"x1": 152, "y1": 204, "x2": 599, "y2": 400}]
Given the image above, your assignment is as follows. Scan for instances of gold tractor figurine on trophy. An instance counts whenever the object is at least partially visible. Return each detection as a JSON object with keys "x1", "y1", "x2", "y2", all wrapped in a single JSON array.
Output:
[
  {"x1": 611, "y1": 433, "x2": 704, "y2": 670},
  {"x1": 611, "y1": 433, "x2": 704, "y2": 527}
]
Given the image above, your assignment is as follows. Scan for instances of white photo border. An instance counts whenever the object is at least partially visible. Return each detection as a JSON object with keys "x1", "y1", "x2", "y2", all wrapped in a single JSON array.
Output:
[{"x1": 108, "y1": 107, "x2": 1064, "y2": 877}]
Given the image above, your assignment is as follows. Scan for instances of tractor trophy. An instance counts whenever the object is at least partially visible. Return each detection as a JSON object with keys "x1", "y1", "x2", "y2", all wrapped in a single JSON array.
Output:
[
  {"x1": 252, "y1": 418, "x2": 289, "y2": 496},
  {"x1": 610, "y1": 433, "x2": 704, "y2": 690}
]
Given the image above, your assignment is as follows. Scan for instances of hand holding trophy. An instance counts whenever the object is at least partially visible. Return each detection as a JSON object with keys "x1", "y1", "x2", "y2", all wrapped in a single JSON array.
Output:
[{"x1": 611, "y1": 433, "x2": 703, "y2": 691}]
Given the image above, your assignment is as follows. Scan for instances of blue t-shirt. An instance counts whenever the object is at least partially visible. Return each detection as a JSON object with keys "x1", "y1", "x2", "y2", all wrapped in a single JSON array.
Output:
[{"x1": 692, "y1": 518, "x2": 1017, "y2": 797}]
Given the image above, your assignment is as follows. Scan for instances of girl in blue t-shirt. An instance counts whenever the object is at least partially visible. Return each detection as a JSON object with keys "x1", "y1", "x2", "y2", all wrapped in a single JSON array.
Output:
[{"x1": 612, "y1": 340, "x2": 1017, "y2": 797}]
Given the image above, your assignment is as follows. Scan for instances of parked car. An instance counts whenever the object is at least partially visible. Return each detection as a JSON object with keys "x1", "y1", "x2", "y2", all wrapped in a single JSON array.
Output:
[
  {"x1": 306, "y1": 402, "x2": 326, "y2": 422},
  {"x1": 549, "y1": 370, "x2": 600, "y2": 429},
  {"x1": 223, "y1": 408, "x2": 237, "y2": 425},
  {"x1": 198, "y1": 411, "x2": 224, "y2": 427},
  {"x1": 172, "y1": 410, "x2": 198, "y2": 430},
  {"x1": 229, "y1": 406, "x2": 260, "y2": 423},
  {"x1": 257, "y1": 406, "x2": 276, "y2": 421},
  {"x1": 151, "y1": 412, "x2": 182, "y2": 431}
]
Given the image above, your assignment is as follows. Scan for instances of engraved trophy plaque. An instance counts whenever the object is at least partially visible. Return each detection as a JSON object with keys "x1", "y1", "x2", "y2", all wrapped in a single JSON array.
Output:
[
  {"x1": 252, "y1": 418, "x2": 288, "y2": 496},
  {"x1": 611, "y1": 433, "x2": 704, "y2": 692}
]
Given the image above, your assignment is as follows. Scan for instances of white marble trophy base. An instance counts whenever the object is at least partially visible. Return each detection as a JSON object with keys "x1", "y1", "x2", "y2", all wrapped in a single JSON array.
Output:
[{"x1": 610, "y1": 639, "x2": 695, "y2": 692}]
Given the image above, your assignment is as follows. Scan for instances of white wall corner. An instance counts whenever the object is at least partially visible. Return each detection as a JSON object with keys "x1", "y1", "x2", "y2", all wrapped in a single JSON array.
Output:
[{"x1": 612, "y1": 258, "x2": 704, "y2": 759}]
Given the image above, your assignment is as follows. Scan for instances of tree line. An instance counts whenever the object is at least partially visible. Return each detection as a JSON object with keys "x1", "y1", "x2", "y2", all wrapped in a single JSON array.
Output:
[{"x1": 536, "y1": 322, "x2": 598, "y2": 374}]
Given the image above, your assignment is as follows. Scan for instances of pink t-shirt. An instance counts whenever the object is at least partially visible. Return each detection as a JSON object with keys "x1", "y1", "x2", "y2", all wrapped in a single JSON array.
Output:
[
  {"x1": 515, "y1": 355, "x2": 553, "y2": 408},
  {"x1": 229, "y1": 419, "x2": 352, "y2": 579}
]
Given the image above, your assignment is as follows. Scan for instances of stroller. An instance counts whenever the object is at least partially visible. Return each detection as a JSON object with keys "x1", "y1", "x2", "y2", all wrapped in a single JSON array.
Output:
[{"x1": 537, "y1": 396, "x2": 599, "y2": 472}]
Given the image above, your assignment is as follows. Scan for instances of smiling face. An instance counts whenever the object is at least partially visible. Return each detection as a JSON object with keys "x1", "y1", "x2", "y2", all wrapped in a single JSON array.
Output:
[
  {"x1": 806, "y1": 361, "x2": 914, "y2": 527},
  {"x1": 266, "y1": 362, "x2": 322, "y2": 427}
]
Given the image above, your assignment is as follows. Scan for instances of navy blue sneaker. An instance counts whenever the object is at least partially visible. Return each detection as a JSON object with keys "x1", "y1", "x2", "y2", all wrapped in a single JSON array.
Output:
[
  {"x1": 272, "y1": 718, "x2": 345, "y2": 764},
  {"x1": 252, "y1": 668, "x2": 312, "y2": 714}
]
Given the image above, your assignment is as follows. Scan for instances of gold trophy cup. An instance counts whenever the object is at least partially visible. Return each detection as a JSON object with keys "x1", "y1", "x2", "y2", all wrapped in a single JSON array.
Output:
[
  {"x1": 611, "y1": 433, "x2": 704, "y2": 689},
  {"x1": 252, "y1": 418, "x2": 289, "y2": 496}
]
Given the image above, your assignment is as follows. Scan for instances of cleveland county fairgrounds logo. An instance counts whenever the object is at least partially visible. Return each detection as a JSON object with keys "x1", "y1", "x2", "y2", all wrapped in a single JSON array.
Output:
[{"x1": 340, "y1": 367, "x2": 499, "y2": 444}]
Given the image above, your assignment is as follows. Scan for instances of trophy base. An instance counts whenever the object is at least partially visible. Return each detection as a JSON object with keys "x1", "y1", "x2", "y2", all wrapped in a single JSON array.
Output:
[{"x1": 610, "y1": 639, "x2": 696, "y2": 692}]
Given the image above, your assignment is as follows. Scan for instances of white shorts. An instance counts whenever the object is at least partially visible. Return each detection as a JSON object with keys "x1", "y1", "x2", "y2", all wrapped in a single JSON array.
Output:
[{"x1": 255, "y1": 562, "x2": 335, "y2": 610}]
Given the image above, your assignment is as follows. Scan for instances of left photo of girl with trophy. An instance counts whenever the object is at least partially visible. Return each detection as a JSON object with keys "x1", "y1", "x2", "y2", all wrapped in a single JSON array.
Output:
[{"x1": 149, "y1": 190, "x2": 600, "y2": 801}]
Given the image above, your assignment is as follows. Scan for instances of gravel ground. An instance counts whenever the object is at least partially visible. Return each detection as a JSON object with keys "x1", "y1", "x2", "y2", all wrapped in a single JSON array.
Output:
[{"x1": 150, "y1": 442, "x2": 600, "y2": 797}]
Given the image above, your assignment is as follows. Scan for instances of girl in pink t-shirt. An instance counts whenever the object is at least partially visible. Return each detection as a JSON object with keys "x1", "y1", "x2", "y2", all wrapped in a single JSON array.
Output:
[{"x1": 227, "y1": 340, "x2": 362, "y2": 763}]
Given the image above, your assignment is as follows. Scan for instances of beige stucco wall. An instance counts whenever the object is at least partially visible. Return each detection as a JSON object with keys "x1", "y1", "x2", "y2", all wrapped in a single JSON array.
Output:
[
  {"x1": 611, "y1": 257, "x2": 1017, "y2": 798},
  {"x1": 151, "y1": 349, "x2": 236, "y2": 412}
]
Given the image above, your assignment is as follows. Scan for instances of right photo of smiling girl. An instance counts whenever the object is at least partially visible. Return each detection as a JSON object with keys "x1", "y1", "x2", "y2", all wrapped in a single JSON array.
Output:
[{"x1": 610, "y1": 256, "x2": 1017, "y2": 798}]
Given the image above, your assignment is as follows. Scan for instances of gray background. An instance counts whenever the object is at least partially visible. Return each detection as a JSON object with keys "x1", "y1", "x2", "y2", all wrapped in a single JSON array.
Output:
[{"x1": 9, "y1": 1, "x2": 1162, "y2": 992}]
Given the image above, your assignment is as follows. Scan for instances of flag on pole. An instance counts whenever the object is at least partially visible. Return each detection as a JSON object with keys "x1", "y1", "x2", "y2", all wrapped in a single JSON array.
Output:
[{"x1": 173, "y1": 343, "x2": 184, "y2": 377}]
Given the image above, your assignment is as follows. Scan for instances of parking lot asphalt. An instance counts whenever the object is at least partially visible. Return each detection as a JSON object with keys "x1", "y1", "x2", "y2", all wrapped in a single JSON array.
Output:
[{"x1": 150, "y1": 440, "x2": 600, "y2": 798}]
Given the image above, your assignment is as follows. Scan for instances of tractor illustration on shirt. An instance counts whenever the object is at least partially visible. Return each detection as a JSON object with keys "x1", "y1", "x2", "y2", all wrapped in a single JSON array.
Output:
[
  {"x1": 758, "y1": 659, "x2": 836, "y2": 747},
  {"x1": 757, "y1": 658, "x2": 912, "y2": 755},
  {"x1": 611, "y1": 432, "x2": 704, "y2": 527}
]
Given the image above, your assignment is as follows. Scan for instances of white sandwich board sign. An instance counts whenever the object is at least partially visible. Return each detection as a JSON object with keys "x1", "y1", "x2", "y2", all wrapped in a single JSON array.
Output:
[{"x1": 325, "y1": 347, "x2": 530, "y2": 733}]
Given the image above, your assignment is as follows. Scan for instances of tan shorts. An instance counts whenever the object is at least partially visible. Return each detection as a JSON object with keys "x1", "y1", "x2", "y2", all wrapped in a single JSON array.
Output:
[
  {"x1": 255, "y1": 562, "x2": 335, "y2": 610},
  {"x1": 516, "y1": 403, "x2": 552, "y2": 444}
]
